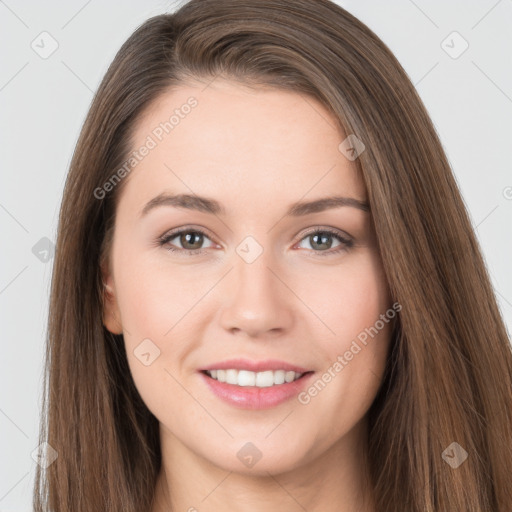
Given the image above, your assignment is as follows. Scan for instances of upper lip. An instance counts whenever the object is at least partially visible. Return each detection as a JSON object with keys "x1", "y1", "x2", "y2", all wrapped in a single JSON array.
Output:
[{"x1": 200, "y1": 358, "x2": 312, "y2": 373}]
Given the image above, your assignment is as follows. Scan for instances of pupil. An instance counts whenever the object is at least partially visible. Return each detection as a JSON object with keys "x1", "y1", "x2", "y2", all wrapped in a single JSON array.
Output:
[
  {"x1": 182, "y1": 232, "x2": 202, "y2": 249},
  {"x1": 312, "y1": 233, "x2": 331, "y2": 250}
]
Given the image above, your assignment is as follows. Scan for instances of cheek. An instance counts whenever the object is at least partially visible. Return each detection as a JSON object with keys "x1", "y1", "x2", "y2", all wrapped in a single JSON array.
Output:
[
  {"x1": 312, "y1": 251, "x2": 392, "y2": 401},
  {"x1": 114, "y1": 263, "x2": 187, "y2": 424},
  {"x1": 114, "y1": 248, "x2": 201, "y2": 341},
  {"x1": 112, "y1": 251, "x2": 209, "y2": 414},
  {"x1": 305, "y1": 249, "x2": 391, "y2": 346}
]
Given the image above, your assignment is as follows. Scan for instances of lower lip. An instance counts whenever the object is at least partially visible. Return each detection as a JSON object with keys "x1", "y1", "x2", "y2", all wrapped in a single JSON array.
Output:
[{"x1": 199, "y1": 371, "x2": 315, "y2": 410}]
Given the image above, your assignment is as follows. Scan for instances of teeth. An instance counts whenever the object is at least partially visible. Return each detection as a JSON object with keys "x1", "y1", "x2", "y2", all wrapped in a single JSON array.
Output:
[{"x1": 205, "y1": 369, "x2": 304, "y2": 387}]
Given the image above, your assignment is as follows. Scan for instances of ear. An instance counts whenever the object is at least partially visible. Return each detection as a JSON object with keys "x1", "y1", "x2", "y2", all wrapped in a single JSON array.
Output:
[{"x1": 101, "y1": 263, "x2": 124, "y2": 335}]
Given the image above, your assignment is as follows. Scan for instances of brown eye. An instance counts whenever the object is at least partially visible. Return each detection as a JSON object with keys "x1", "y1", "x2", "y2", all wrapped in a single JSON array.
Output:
[
  {"x1": 158, "y1": 228, "x2": 215, "y2": 255},
  {"x1": 178, "y1": 231, "x2": 205, "y2": 250}
]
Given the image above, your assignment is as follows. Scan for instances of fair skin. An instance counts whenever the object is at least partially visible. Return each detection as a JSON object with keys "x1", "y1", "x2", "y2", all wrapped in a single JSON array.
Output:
[{"x1": 102, "y1": 78, "x2": 393, "y2": 511}]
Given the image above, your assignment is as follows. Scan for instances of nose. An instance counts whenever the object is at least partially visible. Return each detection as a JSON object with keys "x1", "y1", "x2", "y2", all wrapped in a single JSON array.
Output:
[{"x1": 218, "y1": 249, "x2": 295, "y2": 338}]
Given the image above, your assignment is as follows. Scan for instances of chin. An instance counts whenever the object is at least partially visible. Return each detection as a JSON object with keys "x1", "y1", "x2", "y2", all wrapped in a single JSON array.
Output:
[{"x1": 200, "y1": 438, "x2": 310, "y2": 476}]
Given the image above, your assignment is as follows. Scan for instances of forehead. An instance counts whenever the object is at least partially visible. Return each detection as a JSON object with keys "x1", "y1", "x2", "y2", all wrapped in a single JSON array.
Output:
[{"x1": 118, "y1": 79, "x2": 366, "y2": 218}]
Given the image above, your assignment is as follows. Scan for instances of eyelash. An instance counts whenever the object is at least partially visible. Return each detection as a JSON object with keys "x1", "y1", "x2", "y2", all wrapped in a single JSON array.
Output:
[{"x1": 157, "y1": 226, "x2": 354, "y2": 258}]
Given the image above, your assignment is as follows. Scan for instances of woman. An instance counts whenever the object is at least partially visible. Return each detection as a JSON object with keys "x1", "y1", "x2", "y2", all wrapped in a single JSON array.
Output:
[{"x1": 34, "y1": 0, "x2": 512, "y2": 510}]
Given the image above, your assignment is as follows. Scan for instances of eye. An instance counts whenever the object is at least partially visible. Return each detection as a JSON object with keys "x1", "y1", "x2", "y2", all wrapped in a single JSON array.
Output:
[
  {"x1": 294, "y1": 228, "x2": 354, "y2": 257},
  {"x1": 157, "y1": 227, "x2": 216, "y2": 256},
  {"x1": 157, "y1": 226, "x2": 354, "y2": 257}
]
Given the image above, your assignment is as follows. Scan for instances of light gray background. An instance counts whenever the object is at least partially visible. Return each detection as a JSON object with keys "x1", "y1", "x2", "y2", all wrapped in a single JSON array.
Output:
[{"x1": 1, "y1": 0, "x2": 511, "y2": 509}]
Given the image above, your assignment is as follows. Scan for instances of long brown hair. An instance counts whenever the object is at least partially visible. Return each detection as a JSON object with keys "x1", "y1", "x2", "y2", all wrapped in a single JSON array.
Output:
[{"x1": 34, "y1": 0, "x2": 512, "y2": 510}]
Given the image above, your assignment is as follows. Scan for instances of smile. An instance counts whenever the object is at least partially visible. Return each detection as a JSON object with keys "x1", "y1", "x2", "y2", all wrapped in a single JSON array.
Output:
[
  {"x1": 204, "y1": 369, "x2": 304, "y2": 387},
  {"x1": 200, "y1": 369, "x2": 314, "y2": 410}
]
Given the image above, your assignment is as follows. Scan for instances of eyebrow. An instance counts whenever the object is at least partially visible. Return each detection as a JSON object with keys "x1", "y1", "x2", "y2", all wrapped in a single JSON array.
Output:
[{"x1": 139, "y1": 192, "x2": 370, "y2": 218}]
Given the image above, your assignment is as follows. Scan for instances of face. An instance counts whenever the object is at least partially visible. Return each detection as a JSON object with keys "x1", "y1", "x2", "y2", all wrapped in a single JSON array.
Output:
[{"x1": 102, "y1": 79, "x2": 394, "y2": 475}]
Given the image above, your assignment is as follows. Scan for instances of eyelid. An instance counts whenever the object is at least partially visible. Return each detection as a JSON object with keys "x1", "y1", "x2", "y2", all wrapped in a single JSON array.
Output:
[
  {"x1": 297, "y1": 225, "x2": 353, "y2": 243},
  {"x1": 159, "y1": 224, "x2": 218, "y2": 243}
]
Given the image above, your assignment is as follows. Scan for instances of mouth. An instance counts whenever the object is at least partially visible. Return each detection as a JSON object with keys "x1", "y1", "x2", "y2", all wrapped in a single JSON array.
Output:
[
  {"x1": 201, "y1": 368, "x2": 311, "y2": 388},
  {"x1": 198, "y1": 360, "x2": 315, "y2": 409}
]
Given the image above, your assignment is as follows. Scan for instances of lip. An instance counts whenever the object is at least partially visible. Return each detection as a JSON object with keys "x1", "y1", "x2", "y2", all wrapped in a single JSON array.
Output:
[
  {"x1": 200, "y1": 358, "x2": 311, "y2": 373},
  {"x1": 199, "y1": 366, "x2": 315, "y2": 410}
]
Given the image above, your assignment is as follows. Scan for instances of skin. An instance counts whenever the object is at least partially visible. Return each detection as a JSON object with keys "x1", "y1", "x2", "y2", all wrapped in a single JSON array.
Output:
[{"x1": 101, "y1": 78, "x2": 393, "y2": 512}]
